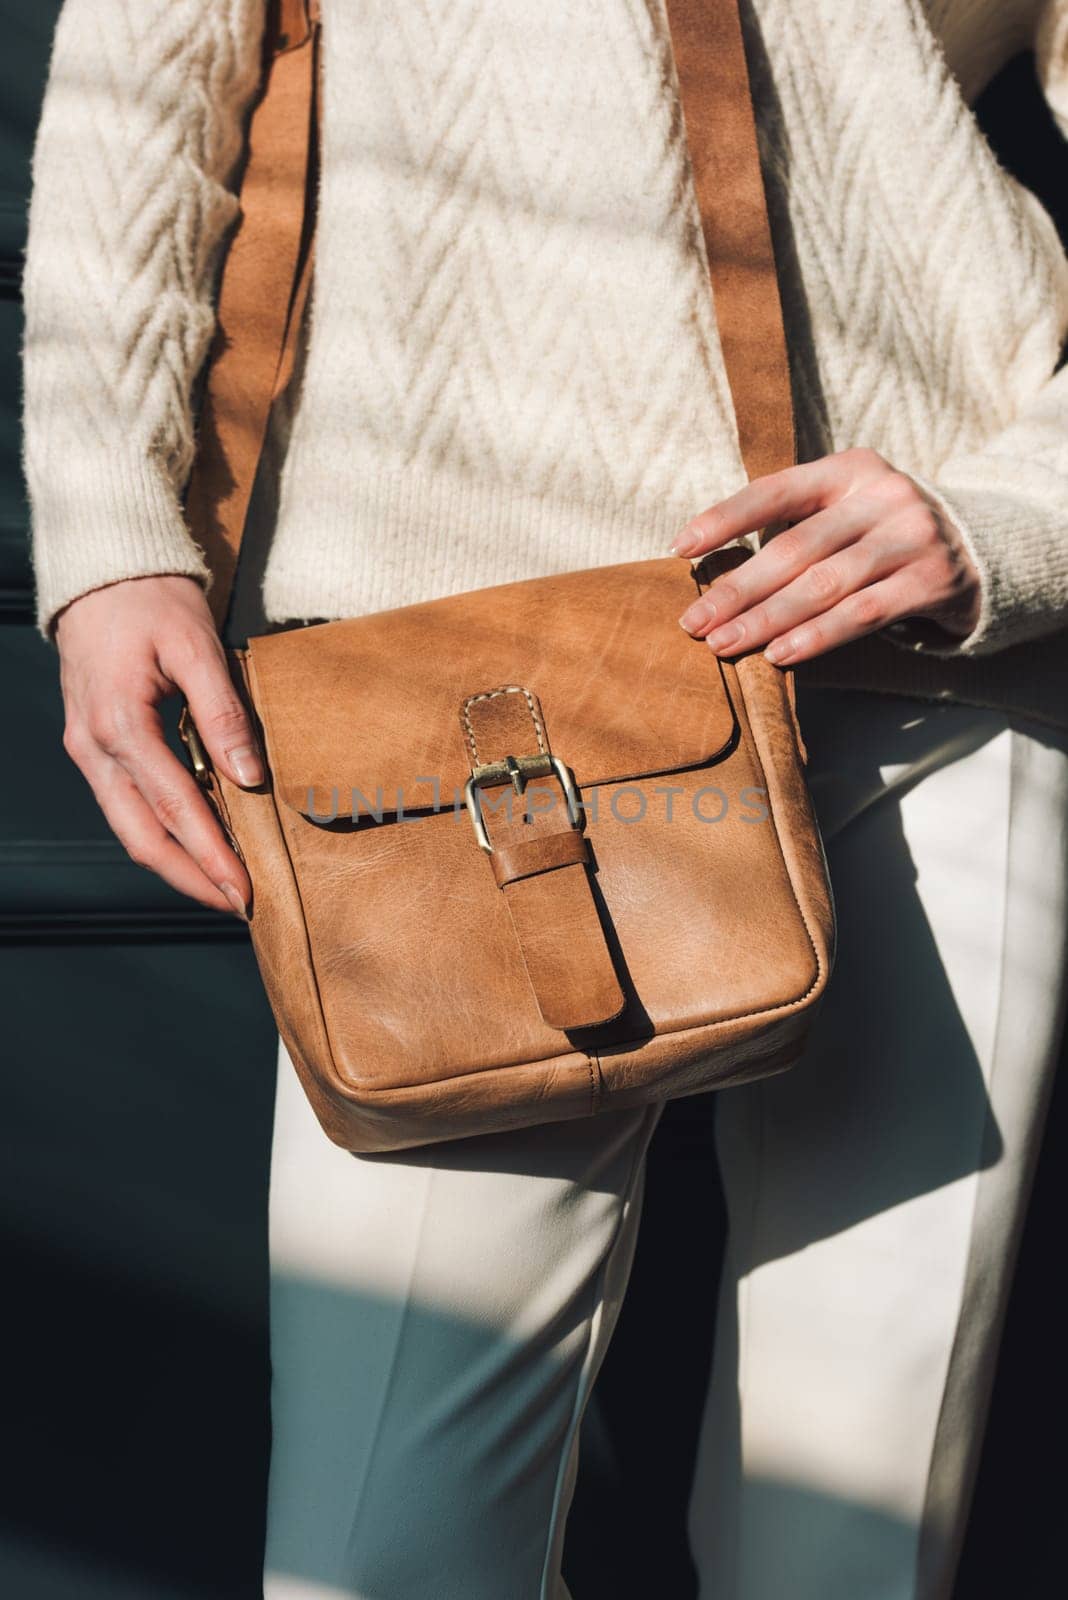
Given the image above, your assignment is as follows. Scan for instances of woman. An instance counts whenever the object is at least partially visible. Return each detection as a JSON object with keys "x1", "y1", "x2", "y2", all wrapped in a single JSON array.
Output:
[{"x1": 22, "y1": 1, "x2": 1068, "y2": 1595}]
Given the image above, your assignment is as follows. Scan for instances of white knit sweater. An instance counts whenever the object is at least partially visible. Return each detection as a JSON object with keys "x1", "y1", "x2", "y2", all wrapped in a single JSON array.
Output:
[{"x1": 21, "y1": 0, "x2": 1068, "y2": 722}]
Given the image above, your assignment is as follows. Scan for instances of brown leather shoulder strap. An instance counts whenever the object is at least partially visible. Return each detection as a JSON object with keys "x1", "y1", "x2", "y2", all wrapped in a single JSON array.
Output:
[
  {"x1": 664, "y1": 0, "x2": 796, "y2": 485},
  {"x1": 185, "y1": 0, "x2": 320, "y2": 630},
  {"x1": 185, "y1": 0, "x2": 790, "y2": 633}
]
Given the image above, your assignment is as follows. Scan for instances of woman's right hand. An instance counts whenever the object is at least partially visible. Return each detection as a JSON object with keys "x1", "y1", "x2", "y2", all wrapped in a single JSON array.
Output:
[{"x1": 54, "y1": 574, "x2": 263, "y2": 916}]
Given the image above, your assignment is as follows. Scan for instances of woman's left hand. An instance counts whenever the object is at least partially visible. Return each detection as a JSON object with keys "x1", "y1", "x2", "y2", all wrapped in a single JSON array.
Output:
[{"x1": 672, "y1": 447, "x2": 982, "y2": 664}]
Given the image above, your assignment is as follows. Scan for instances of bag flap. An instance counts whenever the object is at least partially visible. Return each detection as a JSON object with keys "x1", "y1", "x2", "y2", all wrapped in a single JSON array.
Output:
[{"x1": 245, "y1": 557, "x2": 739, "y2": 818}]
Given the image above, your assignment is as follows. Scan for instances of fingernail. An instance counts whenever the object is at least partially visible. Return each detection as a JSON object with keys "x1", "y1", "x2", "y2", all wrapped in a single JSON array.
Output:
[
  {"x1": 229, "y1": 744, "x2": 264, "y2": 788},
  {"x1": 222, "y1": 882, "x2": 248, "y2": 919},
  {"x1": 705, "y1": 622, "x2": 743, "y2": 653},
  {"x1": 670, "y1": 523, "x2": 700, "y2": 557},
  {"x1": 764, "y1": 639, "x2": 792, "y2": 664},
  {"x1": 679, "y1": 600, "x2": 711, "y2": 634}
]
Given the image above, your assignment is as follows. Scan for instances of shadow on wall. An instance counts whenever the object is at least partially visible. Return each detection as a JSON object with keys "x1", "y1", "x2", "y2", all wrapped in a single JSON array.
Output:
[{"x1": 0, "y1": 938, "x2": 278, "y2": 1600}]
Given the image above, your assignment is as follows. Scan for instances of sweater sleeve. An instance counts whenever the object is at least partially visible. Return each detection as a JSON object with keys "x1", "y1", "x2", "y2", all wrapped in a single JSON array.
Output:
[
  {"x1": 891, "y1": 360, "x2": 1068, "y2": 657},
  {"x1": 883, "y1": 0, "x2": 1068, "y2": 660},
  {"x1": 22, "y1": 0, "x2": 266, "y2": 639}
]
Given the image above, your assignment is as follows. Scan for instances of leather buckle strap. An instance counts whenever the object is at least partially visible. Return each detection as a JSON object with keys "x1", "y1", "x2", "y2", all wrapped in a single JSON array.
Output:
[
  {"x1": 184, "y1": 0, "x2": 322, "y2": 631},
  {"x1": 488, "y1": 830, "x2": 591, "y2": 891},
  {"x1": 275, "y1": 0, "x2": 317, "y2": 51},
  {"x1": 663, "y1": 0, "x2": 796, "y2": 494},
  {"x1": 459, "y1": 686, "x2": 624, "y2": 1032}
]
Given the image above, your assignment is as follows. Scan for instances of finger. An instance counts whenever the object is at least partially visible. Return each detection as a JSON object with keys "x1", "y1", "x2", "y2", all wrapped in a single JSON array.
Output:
[
  {"x1": 88, "y1": 699, "x2": 253, "y2": 909},
  {"x1": 670, "y1": 449, "x2": 887, "y2": 558},
  {"x1": 761, "y1": 570, "x2": 934, "y2": 665},
  {"x1": 678, "y1": 495, "x2": 878, "y2": 637},
  {"x1": 74, "y1": 741, "x2": 247, "y2": 915},
  {"x1": 164, "y1": 630, "x2": 264, "y2": 788},
  {"x1": 697, "y1": 521, "x2": 920, "y2": 656}
]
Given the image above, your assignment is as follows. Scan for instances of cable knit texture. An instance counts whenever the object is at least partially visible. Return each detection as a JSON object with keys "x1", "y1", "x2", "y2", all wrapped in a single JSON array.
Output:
[
  {"x1": 23, "y1": 0, "x2": 263, "y2": 616},
  {"x1": 21, "y1": 0, "x2": 1068, "y2": 724}
]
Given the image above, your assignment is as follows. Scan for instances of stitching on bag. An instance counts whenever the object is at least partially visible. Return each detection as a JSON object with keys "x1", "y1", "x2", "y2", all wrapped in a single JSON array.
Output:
[{"x1": 461, "y1": 684, "x2": 547, "y2": 765}]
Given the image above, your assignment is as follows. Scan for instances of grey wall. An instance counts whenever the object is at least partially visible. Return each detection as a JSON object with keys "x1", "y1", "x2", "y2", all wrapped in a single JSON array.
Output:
[{"x1": 0, "y1": 11, "x2": 278, "y2": 1597}]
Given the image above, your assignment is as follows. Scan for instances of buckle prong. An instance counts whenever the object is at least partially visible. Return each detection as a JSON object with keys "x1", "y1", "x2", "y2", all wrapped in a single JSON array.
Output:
[{"x1": 464, "y1": 753, "x2": 581, "y2": 853}]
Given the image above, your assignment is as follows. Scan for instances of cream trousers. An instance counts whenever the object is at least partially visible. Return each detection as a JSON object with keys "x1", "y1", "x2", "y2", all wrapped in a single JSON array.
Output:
[{"x1": 261, "y1": 685, "x2": 1068, "y2": 1600}]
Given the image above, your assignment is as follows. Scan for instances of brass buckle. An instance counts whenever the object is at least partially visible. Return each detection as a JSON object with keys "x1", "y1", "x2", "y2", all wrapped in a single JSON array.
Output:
[
  {"x1": 178, "y1": 705, "x2": 212, "y2": 788},
  {"x1": 464, "y1": 753, "x2": 581, "y2": 853}
]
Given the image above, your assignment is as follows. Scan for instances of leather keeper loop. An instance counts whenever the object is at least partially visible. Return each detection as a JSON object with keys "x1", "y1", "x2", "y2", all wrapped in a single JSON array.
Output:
[{"x1": 490, "y1": 828, "x2": 590, "y2": 889}]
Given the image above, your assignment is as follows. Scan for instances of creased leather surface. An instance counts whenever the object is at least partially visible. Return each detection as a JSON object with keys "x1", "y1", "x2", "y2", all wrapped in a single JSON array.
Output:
[{"x1": 247, "y1": 559, "x2": 735, "y2": 813}]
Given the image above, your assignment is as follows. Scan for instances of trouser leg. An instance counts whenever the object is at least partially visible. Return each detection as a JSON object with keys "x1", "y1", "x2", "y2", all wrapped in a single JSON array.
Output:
[
  {"x1": 263, "y1": 1046, "x2": 662, "y2": 1600},
  {"x1": 689, "y1": 688, "x2": 1068, "y2": 1600}
]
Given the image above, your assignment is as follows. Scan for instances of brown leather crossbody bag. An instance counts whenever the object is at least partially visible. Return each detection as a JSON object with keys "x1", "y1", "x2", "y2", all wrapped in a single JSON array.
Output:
[{"x1": 180, "y1": 0, "x2": 835, "y2": 1153}]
